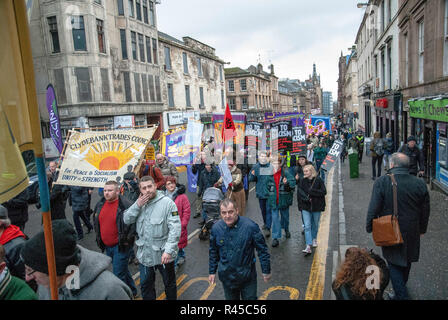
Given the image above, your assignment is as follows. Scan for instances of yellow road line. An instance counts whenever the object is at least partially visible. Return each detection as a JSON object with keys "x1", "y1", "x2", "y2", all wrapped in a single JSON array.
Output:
[
  {"x1": 305, "y1": 167, "x2": 334, "y2": 300},
  {"x1": 156, "y1": 273, "x2": 188, "y2": 300}
]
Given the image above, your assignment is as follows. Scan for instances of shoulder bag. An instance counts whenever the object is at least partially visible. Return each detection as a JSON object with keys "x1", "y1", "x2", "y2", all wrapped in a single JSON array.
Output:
[{"x1": 372, "y1": 174, "x2": 403, "y2": 247}]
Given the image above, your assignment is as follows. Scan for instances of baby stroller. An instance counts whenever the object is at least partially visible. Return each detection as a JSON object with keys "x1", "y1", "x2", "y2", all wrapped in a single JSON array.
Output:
[{"x1": 198, "y1": 187, "x2": 224, "y2": 241}]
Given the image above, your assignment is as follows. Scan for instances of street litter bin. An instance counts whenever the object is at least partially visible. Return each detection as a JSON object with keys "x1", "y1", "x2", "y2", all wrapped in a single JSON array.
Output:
[{"x1": 348, "y1": 149, "x2": 359, "y2": 179}]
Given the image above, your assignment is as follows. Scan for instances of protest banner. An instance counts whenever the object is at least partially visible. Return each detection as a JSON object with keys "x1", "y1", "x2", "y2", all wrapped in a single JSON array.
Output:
[
  {"x1": 46, "y1": 84, "x2": 63, "y2": 154},
  {"x1": 245, "y1": 121, "x2": 263, "y2": 149},
  {"x1": 162, "y1": 127, "x2": 200, "y2": 166},
  {"x1": 321, "y1": 139, "x2": 344, "y2": 172},
  {"x1": 212, "y1": 112, "x2": 246, "y2": 147},
  {"x1": 270, "y1": 120, "x2": 292, "y2": 154},
  {"x1": 55, "y1": 127, "x2": 156, "y2": 187},
  {"x1": 291, "y1": 124, "x2": 307, "y2": 156}
]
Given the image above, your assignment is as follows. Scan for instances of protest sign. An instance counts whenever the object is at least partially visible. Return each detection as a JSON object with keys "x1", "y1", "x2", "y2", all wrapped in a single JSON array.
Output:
[
  {"x1": 270, "y1": 120, "x2": 292, "y2": 154},
  {"x1": 55, "y1": 127, "x2": 156, "y2": 187},
  {"x1": 291, "y1": 124, "x2": 307, "y2": 156},
  {"x1": 218, "y1": 157, "x2": 233, "y2": 188},
  {"x1": 321, "y1": 139, "x2": 344, "y2": 172}
]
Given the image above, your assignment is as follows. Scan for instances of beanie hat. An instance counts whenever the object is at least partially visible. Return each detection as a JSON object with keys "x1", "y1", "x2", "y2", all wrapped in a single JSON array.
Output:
[
  {"x1": 0, "y1": 205, "x2": 8, "y2": 220},
  {"x1": 21, "y1": 220, "x2": 81, "y2": 276},
  {"x1": 407, "y1": 136, "x2": 416, "y2": 142}
]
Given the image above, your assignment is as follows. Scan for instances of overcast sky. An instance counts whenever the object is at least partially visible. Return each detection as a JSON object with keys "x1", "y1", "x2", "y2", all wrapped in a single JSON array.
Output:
[{"x1": 157, "y1": 0, "x2": 365, "y2": 99}]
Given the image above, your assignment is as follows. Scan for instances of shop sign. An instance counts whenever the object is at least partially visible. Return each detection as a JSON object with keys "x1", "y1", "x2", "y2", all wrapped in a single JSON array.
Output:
[
  {"x1": 409, "y1": 99, "x2": 448, "y2": 122},
  {"x1": 376, "y1": 98, "x2": 388, "y2": 108}
]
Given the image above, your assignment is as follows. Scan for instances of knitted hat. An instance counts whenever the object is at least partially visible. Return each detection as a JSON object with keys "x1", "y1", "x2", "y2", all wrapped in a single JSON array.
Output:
[
  {"x1": 407, "y1": 136, "x2": 416, "y2": 142},
  {"x1": 21, "y1": 220, "x2": 81, "y2": 276},
  {"x1": 0, "y1": 205, "x2": 8, "y2": 220}
]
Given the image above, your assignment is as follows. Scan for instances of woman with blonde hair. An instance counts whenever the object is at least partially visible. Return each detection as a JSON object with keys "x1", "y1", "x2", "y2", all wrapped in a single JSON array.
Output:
[{"x1": 297, "y1": 164, "x2": 326, "y2": 255}]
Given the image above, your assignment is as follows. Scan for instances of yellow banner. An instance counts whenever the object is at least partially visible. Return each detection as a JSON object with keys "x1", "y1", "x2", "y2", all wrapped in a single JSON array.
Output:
[{"x1": 55, "y1": 127, "x2": 157, "y2": 187}]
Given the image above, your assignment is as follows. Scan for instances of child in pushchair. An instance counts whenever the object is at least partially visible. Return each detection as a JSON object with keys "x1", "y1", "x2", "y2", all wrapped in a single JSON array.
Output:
[{"x1": 198, "y1": 187, "x2": 224, "y2": 240}]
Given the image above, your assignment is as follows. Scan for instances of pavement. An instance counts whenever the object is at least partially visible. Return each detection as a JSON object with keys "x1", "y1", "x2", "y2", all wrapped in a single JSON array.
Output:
[{"x1": 333, "y1": 153, "x2": 448, "y2": 299}]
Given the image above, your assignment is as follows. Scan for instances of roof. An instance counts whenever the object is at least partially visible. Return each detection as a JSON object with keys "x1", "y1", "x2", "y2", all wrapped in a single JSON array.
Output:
[{"x1": 158, "y1": 31, "x2": 185, "y2": 46}]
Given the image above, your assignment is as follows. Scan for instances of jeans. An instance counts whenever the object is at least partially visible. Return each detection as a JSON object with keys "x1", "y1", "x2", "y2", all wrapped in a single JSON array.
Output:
[
  {"x1": 222, "y1": 276, "x2": 257, "y2": 300},
  {"x1": 302, "y1": 210, "x2": 321, "y2": 245},
  {"x1": 388, "y1": 262, "x2": 412, "y2": 300},
  {"x1": 105, "y1": 245, "x2": 137, "y2": 296},
  {"x1": 73, "y1": 210, "x2": 93, "y2": 237},
  {"x1": 270, "y1": 207, "x2": 289, "y2": 239},
  {"x1": 139, "y1": 261, "x2": 177, "y2": 300},
  {"x1": 372, "y1": 155, "x2": 384, "y2": 178},
  {"x1": 383, "y1": 153, "x2": 391, "y2": 170},
  {"x1": 175, "y1": 248, "x2": 185, "y2": 267},
  {"x1": 258, "y1": 198, "x2": 271, "y2": 229}
]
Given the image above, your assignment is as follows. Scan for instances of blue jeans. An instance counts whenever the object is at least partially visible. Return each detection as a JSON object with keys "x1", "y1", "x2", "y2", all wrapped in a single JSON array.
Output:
[
  {"x1": 388, "y1": 262, "x2": 412, "y2": 300},
  {"x1": 258, "y1": 198, "x2": 271, "y2": 229},
  {"x1": 105, "y1": 245, "x2": 137, "y2": 296},
  {"x1": 222, "y1": 275, "x2": 257, "y2": 300},
  {"x1": 270, "y1": 207, "x2": 289, "y2": 239},
  {"x1": 139, "y1": 262, "x2": 177, "y2": 300},
  {"x1": 175, "y1": 248, "x2": 185, "y2": 267},
  {"x1": 302, "y1": 210, "x2": 321, "y2": 245}
]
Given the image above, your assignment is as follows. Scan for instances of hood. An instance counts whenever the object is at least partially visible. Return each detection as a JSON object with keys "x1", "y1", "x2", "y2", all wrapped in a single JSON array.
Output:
[
  {"x1": 0, "y1": 225, "x2": 26, "y2": 245},
  {"x1": 176, "y1": 184, "x2": 186, "y2": 195},
  {"x1": 146, "y1": 190, "x2": 166, "y2": 206}
]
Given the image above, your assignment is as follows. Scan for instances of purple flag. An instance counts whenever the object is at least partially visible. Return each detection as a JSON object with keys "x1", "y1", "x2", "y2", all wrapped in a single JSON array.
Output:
[
  {"x1": 186, "y1": 164, "x2": 198, "y2": 193},
  {"x1": 46, "y1": 84, "x2": 63, "y2": 154}
]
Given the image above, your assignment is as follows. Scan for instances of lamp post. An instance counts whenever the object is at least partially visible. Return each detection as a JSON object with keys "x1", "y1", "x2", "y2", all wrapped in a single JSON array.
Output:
[{"x1": 357, "y1": 2, "x2": 369, "y2": 8}]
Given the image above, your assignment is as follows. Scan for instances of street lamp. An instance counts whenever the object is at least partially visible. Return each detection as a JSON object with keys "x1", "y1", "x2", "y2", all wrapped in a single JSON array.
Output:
[{"x1": 357, "y1": 2, "x2": 369, "y2": 8}]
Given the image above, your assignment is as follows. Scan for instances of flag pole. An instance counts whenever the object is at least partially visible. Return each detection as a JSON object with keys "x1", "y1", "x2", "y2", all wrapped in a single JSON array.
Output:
[{"x1": 13, "y1": 0, "x2": 59, "y2": 299}]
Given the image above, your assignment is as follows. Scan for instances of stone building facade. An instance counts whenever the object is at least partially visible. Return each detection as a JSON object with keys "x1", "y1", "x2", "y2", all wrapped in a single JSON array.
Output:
[{"x1": 29, "y1": 0, "x2": 163, "y2": 139}]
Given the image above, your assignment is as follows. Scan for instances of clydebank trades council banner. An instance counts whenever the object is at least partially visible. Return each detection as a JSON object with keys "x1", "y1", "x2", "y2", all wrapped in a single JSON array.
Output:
[{"x1": 55, "y1": 127, "x2": 156, "y2": 187}]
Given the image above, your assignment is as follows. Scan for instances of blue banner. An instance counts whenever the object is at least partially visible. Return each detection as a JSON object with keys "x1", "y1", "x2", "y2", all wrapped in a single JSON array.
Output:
[{"x1": 186, "y1": 164, "x2": 198, "y2": 193}]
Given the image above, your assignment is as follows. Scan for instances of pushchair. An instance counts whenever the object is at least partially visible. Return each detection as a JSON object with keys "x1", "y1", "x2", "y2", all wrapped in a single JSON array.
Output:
[{"x1": 198, "y1": 187, "x2": 224, "y2": 241}]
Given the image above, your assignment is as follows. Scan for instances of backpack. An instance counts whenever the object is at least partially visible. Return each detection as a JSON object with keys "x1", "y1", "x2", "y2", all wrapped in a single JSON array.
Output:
[{"x1": 373, "y1": 139, "x2": 385, "y2": 156}]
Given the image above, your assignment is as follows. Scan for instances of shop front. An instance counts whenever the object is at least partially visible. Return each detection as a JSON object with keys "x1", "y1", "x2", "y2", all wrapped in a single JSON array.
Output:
[
  {"x1": 408, "y1": 96, "x2": 448, "y2": 193},
  {"x1": 374, "y1": 92, "x2": 401, "y2": 151}
]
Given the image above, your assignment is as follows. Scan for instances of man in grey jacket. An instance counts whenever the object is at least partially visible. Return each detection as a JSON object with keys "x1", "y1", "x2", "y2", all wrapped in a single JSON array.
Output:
[
  {"x1": 155, "y1": 153, "x2": 179, "y2": 180},
  {"x1": 21, "y1": 219, "x2": 132, "y2": 300},
  {"x1": 124, "y1": 175, "x2": 181, "y2": 300}
]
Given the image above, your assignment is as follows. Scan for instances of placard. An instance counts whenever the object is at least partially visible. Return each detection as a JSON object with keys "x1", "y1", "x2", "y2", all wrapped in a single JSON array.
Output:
[
  {"x1": 291, "y1": 125, "x2": 307, "y2": 156},
  {"x1": 270, "y1": 120, "x2": 292, "y2": 153},
  {"x1": 321, "y1": 139, "x2": 344, "y2": 172}
]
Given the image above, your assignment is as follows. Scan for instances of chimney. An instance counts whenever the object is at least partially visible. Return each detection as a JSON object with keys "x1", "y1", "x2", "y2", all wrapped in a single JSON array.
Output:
[
  {"x1": 257, "y1": 63, "x2": 263, "y2": 74},
  {"x1": 269, "y1": 64, "x2": 274, "y2": 75}
]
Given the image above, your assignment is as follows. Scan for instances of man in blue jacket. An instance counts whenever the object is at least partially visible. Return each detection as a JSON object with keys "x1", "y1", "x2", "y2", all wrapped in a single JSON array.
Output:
[{"x1": 209, "y1": 198, "x2": 271, "y2": 300}]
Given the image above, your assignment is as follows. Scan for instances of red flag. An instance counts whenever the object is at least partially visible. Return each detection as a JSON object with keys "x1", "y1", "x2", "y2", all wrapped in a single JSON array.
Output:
[{"x1": 221, "y1": 103, "x2": 236, "y2": 142}]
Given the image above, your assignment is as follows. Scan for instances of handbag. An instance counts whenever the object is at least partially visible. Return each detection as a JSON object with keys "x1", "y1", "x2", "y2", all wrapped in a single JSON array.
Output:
[{"x1": 372, "y1": 174, "x2": 404, "y2": 247}]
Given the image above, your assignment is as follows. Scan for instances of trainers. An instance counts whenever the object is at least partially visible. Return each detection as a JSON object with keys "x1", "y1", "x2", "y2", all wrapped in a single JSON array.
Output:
[
  {"x1": 271, "y1": 239, "x2": 279, "y2": 247},
  {"x1": 302, "y1": 245, "x2": 312, "y2": 255},
  {"x1": 263, "y1": 228, "x2": 271, "y2": 238},
  {"x1": 285, "y1": 231, "x2": 291, "y2": 238},
  {"x1": 177, "y1": 257, "x2": 185, "y2": 266},
  {"x1": 312, "y1": 239, "x2": 318, "y2": 247}
]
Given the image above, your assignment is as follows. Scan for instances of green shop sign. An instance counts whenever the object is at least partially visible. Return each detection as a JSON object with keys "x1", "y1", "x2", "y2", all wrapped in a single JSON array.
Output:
[{"x1": 409, "y1": 98, "x2": 448, "y2": 122}]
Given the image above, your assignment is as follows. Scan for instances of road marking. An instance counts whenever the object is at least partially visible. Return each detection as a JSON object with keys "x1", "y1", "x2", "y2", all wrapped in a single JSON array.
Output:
[
  {"x1": 156, "y1": 273, "x2": 188, "y2": 300},
  {"x1": 330, "y1": 250, "x2": 339, "y2": 300},
  {"x1": 259, "y1": 286, "x2": 300, "y2": 300},
  {"x1": 175, "y1": 277, "x2": 216, "y2": 300},
  {"x1": 188, "y1": 228, "x2": 201, "y2": 240},
  {"x1": 338, "y1": 160, "x2": 346, "y2": 245},
  {"x1": 304, "y1": 166, "x2": 334, "y2": 300},
  {"x1": 250, "y1": 186, "x2": 256, "y2": 192}
]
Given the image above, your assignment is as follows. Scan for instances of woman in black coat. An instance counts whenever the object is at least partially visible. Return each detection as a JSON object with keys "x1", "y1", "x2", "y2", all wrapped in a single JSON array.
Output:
[{"x1": 297, "y1": 164, "x2": 326, "y2": 255}]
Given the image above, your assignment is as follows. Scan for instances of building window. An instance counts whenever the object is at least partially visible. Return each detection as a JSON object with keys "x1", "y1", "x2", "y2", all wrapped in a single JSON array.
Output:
[
  {"x1": 228, "y1": 80, "x2": 234, "y2": 92},
  {"x1": 221, "y1": 89, "x2": 224, "y2": 108},
  {"x1": 183, "y1": 52, "x2": 189, "y2": 74},
  {"x1": 117, "y1": 0, "x2": 124, "y2": 15},
  {"x1": 241, "y1": 97, "x2": 248, "y2": 109},
  {"x1": 128, "y1": 0, "x2": 134, "y2": 18},
  {"x1": 149, "y1": 1, "x2": 155, "y2": 26},
  {"x1": 404, "y1": 33, "x2": 409, "y2": 86},
  {"x1": 100, "y1": 68, "x2": 110, "y2": 101},
  {"x1": 71, "y1": 16, "x2": 86, "y2": 51},
  {"x1": 152, "y1": 38, "x2": 158, "y2": 64},
  {"x1": 418, "y1": 20, "x2": 424, "y2": 84},
  {"x1": 138, "y1": 33, "x2": 145, "y2": 62},
  {"x1": 229, "y1": 97, "x2": 236, "y2": 110},
  {"x1": 199, "y1": 87, "x2": 204, "y2": 108},
  {"x1": 143, "y1": 0, "x2": 148, "y2": 24},
  {"x1": 53, "y1": 69, "x2": 66, "y2": 104},
  {"x1": 387, "y1": 0, "x2": 391, "y2": 23},
  {"x1": 131, "y1": 31, "x2": 137, "y2": 60},
  {"x1": 75, "y1": 67, "x2": 91, "y2": 102},
  {"x1": 145, "y1": 36, "x2": 152, "y2": 63},
  {"x1": 155, "y1": 75, "x2": 161, "y2": 101},
  {"x1": 388, "y1": 45, "x2": 392, "y2": 89},
  {"x1": 381, "y1": 49, "x2": 385, "y2": 90},
  {"x1": 240, "y1": 79, "x2": 247, "y2": 91},
  {"x1": 142, "y1": 74, "x2": 149, "y2": 102},
  {"x1": 167, "y1": 83, "x2": 174, "y2": 107},
  {"x1": 136, "y1": 0, "x2": 142, "y2": 21},
  {"x1": 148, "y1": 74, "x2": 155, "y2": 101},
  {"x1": 97, "y1": 19, "x2": 106, "y2": 54},
  {"x1": 47, "y1": 16, "x2": 60, "y2": 53},
  {"x1": 219, "y1": 65, "x2": 223, "y2": 81},
  {"x1": 94, "y1": 0, "x2": 102, "y2": 4},
  {"x1": 185, "y1": 85, "x2": 191, "y2": 107},
  {"x1": 123, "y1": 71, "x2": 132, "y2": 102},
  {"x1": 197, "y1": 57, "x2": 202, "y2": 77},
  {"x1": 120, "y1": 29, "x2": 127, "y2": 59},
  {"x1": 164, "y1": 46, "x2": 171, "y2": 70},
  {"x1": 135, "y1": 73, "x2": 142, "y2": 102}
]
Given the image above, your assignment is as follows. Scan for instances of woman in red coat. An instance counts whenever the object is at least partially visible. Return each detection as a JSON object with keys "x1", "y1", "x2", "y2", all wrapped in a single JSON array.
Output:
[{"x1": 165, "y1": 177, "x2": 191, "y2": 267}]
